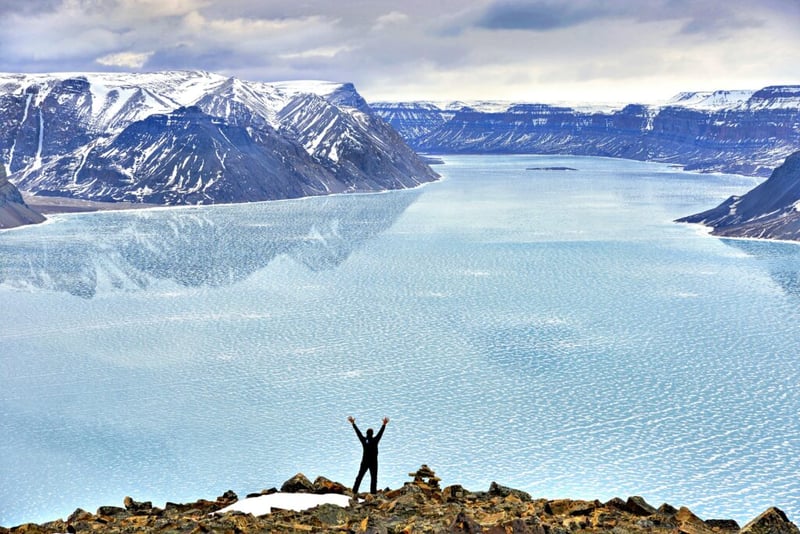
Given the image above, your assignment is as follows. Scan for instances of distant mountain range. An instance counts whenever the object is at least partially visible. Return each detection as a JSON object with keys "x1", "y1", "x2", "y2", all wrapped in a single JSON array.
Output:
[
  {"x1": 678, "y1": 150, "x2": 800, "y2": 241},
  {"x1": 372, "y1": 85, "x2": 800, "y2": 177},
  {"x1": 0, "y1": 71, "x2": 438, "y2": 208}
]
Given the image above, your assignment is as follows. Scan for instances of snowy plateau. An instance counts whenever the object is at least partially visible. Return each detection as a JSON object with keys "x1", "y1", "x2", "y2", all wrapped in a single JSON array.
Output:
[
  {"x1": 372, "y1": 86, "x2": 800, "y2": 177},
  {"x1": 0, "y1": 71, "x2": 438, "y2": 206}
]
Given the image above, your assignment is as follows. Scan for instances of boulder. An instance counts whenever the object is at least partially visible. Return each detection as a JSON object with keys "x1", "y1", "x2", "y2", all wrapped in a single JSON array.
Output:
[
  {"x1": 96, "y1": 506, "x2": 127, "y2": 517},
  {"x1": 489, "y1": 482, "x2": 532, "y2": 502},
  {"x1": 123, "y1": 496, "x2": 153, "y2": 514},
  {"x1": 705, "y1": 519, "x2": 740, "y2": 532},
  {"x1": 675, "y1": 506, "x2": 716, "y2": 534},
  {"x1": 281, "y1": 473, "x2": 315, "y2": 493},
  {"x1": 740, "y1": 508, "x2": 800, "y2": 534},
  {"x1": 443, "y1": 484, "x2": 471, "y2": 503},
  {"x1": 450, "y1": 510, "x2": 482, "y2": 534},
  {"x1": 548, "y1": 499, "x2": 599, "y2": 516},
  {"x1": 312, "y1": 476, "x2": 350, "y2": 495},
  {"x1": 626, "y1": 496, "x2": 658, "y2": 516}
]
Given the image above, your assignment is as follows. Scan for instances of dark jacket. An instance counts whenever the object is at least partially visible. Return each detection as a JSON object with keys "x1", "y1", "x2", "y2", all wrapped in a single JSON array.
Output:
[{"x1": 353, "y1": 423, "x2": 385, "y2": 464}]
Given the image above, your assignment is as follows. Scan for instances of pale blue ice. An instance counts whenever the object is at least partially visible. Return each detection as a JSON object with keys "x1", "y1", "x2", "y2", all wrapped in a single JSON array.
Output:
[{"x1": 1, "y1": 155, "x2": 799, "y2": 526}]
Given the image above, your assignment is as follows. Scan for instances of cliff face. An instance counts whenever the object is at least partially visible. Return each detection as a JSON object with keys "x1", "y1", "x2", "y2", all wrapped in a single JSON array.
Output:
[
  {"x1": 372, "y1": 85, "x2": 800, "y2": 177},
  {"x1": 0, "y1": 164, "x2": 45, "y2": 229},
  {"x1": 678, "y1": 151, "x2": 800, "y2": 240},
  {"x1": 0, "y1": 72, "x2": 439, "y2": 206}
]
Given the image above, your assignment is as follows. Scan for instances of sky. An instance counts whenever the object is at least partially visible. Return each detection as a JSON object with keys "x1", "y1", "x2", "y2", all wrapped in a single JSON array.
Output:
[{"x1": 1, "y1": 0, "x2": 799, "y2": 104}]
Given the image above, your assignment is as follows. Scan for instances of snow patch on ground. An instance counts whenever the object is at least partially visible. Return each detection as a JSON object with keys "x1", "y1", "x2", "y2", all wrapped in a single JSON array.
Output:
[{"x1": 213, "y1": 493, "x2": 351, "y2": 517}]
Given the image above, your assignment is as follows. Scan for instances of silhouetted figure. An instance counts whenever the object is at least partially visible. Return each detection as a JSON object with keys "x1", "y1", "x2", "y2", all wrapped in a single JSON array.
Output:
[{"x1": 348, "y1": 415, "x2": 389, "y2": 495}]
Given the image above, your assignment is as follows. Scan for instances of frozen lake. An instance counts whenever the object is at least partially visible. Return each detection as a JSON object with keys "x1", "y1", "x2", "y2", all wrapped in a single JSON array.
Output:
[{"x1": 2, "y1": 155, "x2": 799, "y2": 526}]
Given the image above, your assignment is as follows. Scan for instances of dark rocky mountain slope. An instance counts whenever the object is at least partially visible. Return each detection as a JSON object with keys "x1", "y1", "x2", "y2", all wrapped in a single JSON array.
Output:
[
  {"x1": 0, "y1": 164, "x2": 44, "y2": 229},
  {"x1": 678, "y1": 151, "x2": 800, "y2": 240}
]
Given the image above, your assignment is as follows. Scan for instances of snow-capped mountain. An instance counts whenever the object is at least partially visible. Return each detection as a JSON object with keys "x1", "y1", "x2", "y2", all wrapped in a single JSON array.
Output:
[
  {"x1": 0, "y1": 71, "x2": 438, "y2": 205},
  {"x1": 677, "y1": 150, "x2": 800, "y2": 240},
  {"x1": 371, "y1": 85, "x2": 800, "y2": 176}
]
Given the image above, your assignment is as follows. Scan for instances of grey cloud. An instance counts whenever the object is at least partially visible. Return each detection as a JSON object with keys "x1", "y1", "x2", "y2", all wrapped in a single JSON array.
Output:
[
  {"x1": 476, "y1": 1, "x2": 614, "y2": 30},
  {"x1": 473, "y1": 0, "x2": 795, "y2": 36},
  {"x1": 0, "y1": 0, "x2": 60, "y2": 15}
]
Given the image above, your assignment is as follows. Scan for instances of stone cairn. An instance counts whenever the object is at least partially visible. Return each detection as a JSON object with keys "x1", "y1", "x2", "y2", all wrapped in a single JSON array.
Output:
[{"x1": 407, "y1": 464, "x2": 441, "y2": 490}]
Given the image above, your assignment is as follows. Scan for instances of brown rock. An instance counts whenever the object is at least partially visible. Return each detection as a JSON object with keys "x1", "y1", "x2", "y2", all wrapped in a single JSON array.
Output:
[
  {"x1": 489, "y1": 482, "x2": 531, "y2": 502},
  {"x1": 443, "y1": 484, "x2": 470, "y2": 503},
  {"x1": 450, "y1": 510, "x2": 482, "y2": 534},
  {"x1": 626, "y1": 496, "x2": 658, "y2": 516},
  {"x1": 66, "y1": 508, "x2": 93, "y2": 523},
  {"x1": 313, "y1": 476, "x2": 350, "y2": 495},
  {"x1": 592, "y1": 508, "x2": 621, "y2": 529},
  {"x1": 741, "y1": 508, "x2": 800, "y2": 534},
  {"x1": 547, "y1": 499, "x2": 599, "y2": 516},
  {"x1": 604, "y1": 497, "x2": 629, "y2": 512},
  {"x1": 675, "y1": 506, "x2": 716, "y2": 534},
  {"x1": 96, "y1": 505, "x2": 127, "y2": 517},
  {"x1": 123, "y1": 496, "x2": 153, "y2": 514},
  {"x1": 658, "y1": 503, "x2": 679, "y2": 516},
  {"x1": 281, "y1": 473, "x2": 314, "y2": 493},
  {"x1": 706, "y1": 519, "x2": 740, "y2": 532}
]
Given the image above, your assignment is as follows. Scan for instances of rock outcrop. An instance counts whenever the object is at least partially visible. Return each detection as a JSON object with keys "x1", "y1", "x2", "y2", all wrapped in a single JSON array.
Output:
[
  {"x1": 0, "y1": 164, "x2": 45, "y2": 229},
  {"x1": 3, "y1": 466, "x2": 797, "y2": 534},
  {"x1": 677, "y1": 151, "x2": 800, "y2": 241}
]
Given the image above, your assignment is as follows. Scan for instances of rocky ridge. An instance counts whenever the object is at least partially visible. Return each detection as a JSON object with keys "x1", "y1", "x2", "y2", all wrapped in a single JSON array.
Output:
[
  {"x1": 677, "y1": 150, "x2": 800, "y2": 240},
  {"x1": 4, "y1": 466, "x2": 798, "y2": 534}
]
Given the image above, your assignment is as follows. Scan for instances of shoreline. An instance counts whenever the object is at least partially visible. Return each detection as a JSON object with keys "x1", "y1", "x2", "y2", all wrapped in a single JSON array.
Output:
[
  {"x1": 21, "y1": 193, "x2": 159, "y2": 215},
  {"x1": 18, "y1": 174, "x2": 445, "y2": 218}
]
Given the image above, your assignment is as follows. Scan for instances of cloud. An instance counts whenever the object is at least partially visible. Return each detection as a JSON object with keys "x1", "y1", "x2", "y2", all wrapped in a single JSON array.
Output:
[
  {"x1": 279, "y1": 45, "x2": 353, "y2": 60},
  {"x1": 372, "y1": 11, "x2": 409, "y2": 31},
  {"x1": 96, "y1": 51, "x2": 154, "y2": 68},
  {"x1": 0, "y1": 0, "x2": 797, "y2": 104},
  {"x1": 0, "y1": 0, "x2": 61, "y2": 15},
  {"x1": 476, "y1": 1, "x2": 614, "y2": 31}
]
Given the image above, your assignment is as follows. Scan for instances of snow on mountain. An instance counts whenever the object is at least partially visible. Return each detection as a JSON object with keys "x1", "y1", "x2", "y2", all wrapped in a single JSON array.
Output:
[
  {"x1": 371, "y1": 85, "x2": 800, "y2": 177},
  {"x1": 0, "y1": 71, "x2": 438, "y2": 206},
  {"x1": 665, "y1": 90, "x2": 756, "y2": 110}
]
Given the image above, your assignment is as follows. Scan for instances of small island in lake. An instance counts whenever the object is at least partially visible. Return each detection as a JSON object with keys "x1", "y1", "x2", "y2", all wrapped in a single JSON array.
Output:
[{"x1": 527, "y1": 166, "x2": 578, "y2": 171}]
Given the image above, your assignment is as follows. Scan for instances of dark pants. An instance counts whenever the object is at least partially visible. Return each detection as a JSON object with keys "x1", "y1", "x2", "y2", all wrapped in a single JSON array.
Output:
[{"x1": 353, "y1": 460, "x2": 378, "y2": 494}]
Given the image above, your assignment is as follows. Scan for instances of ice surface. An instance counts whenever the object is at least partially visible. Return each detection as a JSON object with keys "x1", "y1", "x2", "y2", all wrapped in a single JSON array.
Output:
[{"x1": 1, "y1": 156, "x2": 798, "y2": 527}]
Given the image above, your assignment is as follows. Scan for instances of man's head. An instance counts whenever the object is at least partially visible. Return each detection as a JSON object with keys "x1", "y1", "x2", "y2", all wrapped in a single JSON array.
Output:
[{"x1": 366, "y1": 428, "x2": 374, "y2": 438}]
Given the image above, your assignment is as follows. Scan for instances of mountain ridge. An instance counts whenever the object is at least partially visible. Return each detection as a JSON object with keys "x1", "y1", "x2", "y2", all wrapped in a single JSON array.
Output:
[
  {"x1": 0, "y1": 71, "x2": 438, "y2": 208},
  {"x1": 372, "y1": 84, "x2": 800, "y2": 177}
]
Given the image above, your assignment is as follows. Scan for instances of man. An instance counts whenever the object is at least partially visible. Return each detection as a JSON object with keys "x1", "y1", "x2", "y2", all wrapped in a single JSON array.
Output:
[{"x1": 347, "y1": 415, "x2": 389, "y2": 495}]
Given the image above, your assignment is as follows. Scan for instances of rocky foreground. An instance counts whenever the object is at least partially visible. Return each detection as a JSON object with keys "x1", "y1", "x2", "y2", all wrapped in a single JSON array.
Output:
[{"x1": 4, "y1": 466, "x2": 799, "y2": 534}]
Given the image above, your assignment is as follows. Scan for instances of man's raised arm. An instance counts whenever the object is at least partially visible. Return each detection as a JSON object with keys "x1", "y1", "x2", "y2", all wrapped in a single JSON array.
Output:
[
  {"x1": 374, "y1": 416, "x2": 389, "y2": 443},
  {"x1": 348, "y1": 415, "x2": 366, "y2": 443}
]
